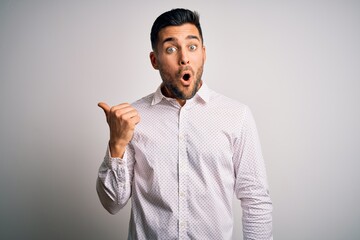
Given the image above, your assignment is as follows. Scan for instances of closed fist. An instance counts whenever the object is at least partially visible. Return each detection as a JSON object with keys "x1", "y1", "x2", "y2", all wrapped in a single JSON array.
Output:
[{"x1": 98, "y1": 102, "x2": 140, "y2": 157}]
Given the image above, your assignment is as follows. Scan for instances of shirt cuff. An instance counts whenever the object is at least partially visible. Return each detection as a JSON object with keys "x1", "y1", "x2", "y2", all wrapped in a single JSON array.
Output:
[{"x1": 105, "y1": 145, "x2": 127, "y2": 170}]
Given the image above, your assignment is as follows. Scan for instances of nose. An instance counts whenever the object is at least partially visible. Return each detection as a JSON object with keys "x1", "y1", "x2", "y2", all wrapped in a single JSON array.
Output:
[{"x1": 179, "y1": 49, "x2": 189, "y2": 65}]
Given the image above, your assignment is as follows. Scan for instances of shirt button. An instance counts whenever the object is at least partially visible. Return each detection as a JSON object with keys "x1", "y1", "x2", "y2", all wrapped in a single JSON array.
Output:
[
  {"x1": 180, "y1": 222, "x2": 186, "y2": 228},
  {"x1": 180, "y1": 191, "x2": 186, "y2": 197},
  {"x1": 179, "y1": 161, "x2": 186, "y2": 171}
]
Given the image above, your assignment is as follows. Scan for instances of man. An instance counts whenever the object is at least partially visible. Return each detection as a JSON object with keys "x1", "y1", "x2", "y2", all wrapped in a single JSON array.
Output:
[{"x1": 97, "y1": 8, "x2": 272, "y2": 240}]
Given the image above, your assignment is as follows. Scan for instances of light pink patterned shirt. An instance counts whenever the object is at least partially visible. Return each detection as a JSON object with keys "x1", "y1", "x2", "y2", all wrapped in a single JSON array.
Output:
[{"x1": 97, "y1": 83, "x2": 273, "y2": 240}]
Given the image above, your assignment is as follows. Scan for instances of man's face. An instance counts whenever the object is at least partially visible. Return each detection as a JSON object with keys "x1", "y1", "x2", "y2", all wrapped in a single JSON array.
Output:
[{"x1": 150, "y1": 23, "x2": 206, "y2": 104}]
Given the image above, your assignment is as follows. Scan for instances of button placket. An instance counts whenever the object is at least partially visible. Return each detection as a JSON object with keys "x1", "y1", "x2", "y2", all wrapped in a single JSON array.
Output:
[{"x1": 178, "y1": 107, "x2": 188, "y2": 239}]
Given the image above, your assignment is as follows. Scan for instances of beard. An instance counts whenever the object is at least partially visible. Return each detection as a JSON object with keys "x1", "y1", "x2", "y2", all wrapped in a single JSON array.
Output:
[{"x1": 160, "y1": 65, "x2": 204, "y2": 100}]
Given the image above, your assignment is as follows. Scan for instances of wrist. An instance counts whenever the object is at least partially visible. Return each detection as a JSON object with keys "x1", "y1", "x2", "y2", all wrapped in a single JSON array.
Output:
[{"x1": 108, "y1": 140, "x2": 127, "y2": 158}]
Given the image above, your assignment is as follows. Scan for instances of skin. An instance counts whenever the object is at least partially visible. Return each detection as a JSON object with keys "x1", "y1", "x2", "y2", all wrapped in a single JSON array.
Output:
[
  {"x1": 150, "y1": 23, "x2": 206, "y2": 106},
  {"x1": 99, "y1": 23, "x2": 206, "y2": 157},
  {"x1": 98, "y1": 102, "x2": 140, "y2": 158}
]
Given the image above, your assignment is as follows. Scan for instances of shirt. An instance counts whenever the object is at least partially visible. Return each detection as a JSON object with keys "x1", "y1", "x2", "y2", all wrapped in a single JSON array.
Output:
[{"x1": 97, "y1": 83, "x2": 273, "y2": 240}]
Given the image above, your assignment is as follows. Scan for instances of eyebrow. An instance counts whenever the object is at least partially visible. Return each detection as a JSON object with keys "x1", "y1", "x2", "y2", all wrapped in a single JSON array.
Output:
[{"x1": 162, "y1": 35, "x2": 200, "y2": 44}]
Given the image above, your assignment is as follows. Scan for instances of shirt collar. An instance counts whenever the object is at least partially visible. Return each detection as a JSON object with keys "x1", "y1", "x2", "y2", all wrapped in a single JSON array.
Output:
[{"x1": 151, "y1": 82, "x2": 210, "y2": 106}]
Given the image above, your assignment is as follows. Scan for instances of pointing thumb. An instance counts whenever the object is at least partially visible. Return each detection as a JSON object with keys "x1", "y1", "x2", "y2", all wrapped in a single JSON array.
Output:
[{"x1": 98, "y1": 102, "x2": 110, "y2": 117}]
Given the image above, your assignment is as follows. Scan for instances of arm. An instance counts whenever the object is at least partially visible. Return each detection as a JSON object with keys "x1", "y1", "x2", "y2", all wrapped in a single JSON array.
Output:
[
  {"x1": 96, "y1": 102, "x2": 140, "y2": 214},
  {"x1": 234, "y1": 106, "x2": 273, "y2": 240},
  {"x1": 96, "y1": 145, "x2": 135, "y2": 214}
]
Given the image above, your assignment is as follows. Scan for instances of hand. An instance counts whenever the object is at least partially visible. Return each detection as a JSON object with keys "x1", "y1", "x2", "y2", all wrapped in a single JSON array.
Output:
[{"x1": 98, "y1": 102, "x2": 140, "y2": 158}]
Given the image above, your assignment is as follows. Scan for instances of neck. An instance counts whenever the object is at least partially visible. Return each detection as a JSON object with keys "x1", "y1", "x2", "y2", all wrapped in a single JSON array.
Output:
[{"x1": 161, "y1": 85, "x2": 186, "y2": 106}]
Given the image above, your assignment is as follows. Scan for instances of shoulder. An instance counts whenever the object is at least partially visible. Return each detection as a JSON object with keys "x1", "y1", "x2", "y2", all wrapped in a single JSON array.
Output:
[
  {"x1": 131, "y1": 93, "x2": 154, "y2": 109},
  {"x1": 208, "y1": 89, "x2": 250, "y2": 114},
  {"x1": 202, "y1": 88, "x2": 257, "y2": 136},
  {"x1": 200, "y1": 89, "x2": 254, "y2": 131}
]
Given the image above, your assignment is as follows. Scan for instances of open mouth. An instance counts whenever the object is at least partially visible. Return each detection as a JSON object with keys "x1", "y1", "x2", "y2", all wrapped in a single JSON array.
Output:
[{"x1": 183, "y1": 73, "x2": 191, "y2": 81}]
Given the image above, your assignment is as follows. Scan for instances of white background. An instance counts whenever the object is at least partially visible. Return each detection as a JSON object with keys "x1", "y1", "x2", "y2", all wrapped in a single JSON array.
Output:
[{"x1": 0, "y1": 0, "x2": 359, "y2": 239}]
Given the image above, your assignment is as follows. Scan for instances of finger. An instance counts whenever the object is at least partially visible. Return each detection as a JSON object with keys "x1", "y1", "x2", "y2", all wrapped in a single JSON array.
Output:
[
  {"x1": 98, "y1": 102, "x2": 110, "y2": 117},
  {"x1": 115, "y1": 102, "x2": 131, "y2": 108},
  {"x1": 126, "y1": 115, "x2": 141, "y2": 129},
  {"x1": 127, "y1": 112, "x2": 141, "y2": 126},
  {"x1": 110, "y1": 103, "x2": 132, "y2": 113},
  {"x1": 118, "y1": 108, "x2": 139, "y2": 120},
  {"x1": 132, "y1": 114, "x2": 141, "y2": 125},
  {"x1": 111, "y1": 104, "x2": 138, "y2": 117}
]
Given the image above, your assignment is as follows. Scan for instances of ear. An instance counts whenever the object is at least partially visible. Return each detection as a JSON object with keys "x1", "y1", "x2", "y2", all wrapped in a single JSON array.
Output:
[
  {"x1": 150, "y1": 52, "x2": 159, "y2": 70},
  {"x1": 202, "y1": 45, "x2": 207, "y2": 63}
]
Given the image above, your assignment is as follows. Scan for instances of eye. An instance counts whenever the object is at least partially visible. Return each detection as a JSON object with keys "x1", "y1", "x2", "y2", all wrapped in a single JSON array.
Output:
[
  {"x1": 189, "y1": 45, "x2": 197, "y2": 51},
  {"x1": 166, "y1": 47, "x2": 177, "y2": 54}
]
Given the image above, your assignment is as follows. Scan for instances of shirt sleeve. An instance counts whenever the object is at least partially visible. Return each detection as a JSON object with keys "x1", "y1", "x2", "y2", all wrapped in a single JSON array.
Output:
[
  {"x1": 233, "y1": 106, "x2": 273, "y2": 240},
  {"x1": 96, "y1": 143, "x2": 135, "y2": 214}
]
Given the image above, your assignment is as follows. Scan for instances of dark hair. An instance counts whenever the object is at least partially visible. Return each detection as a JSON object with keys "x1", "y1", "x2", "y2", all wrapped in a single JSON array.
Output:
[{"x1": 150, "y1": 8, "x2": 203, "y2": 50}]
